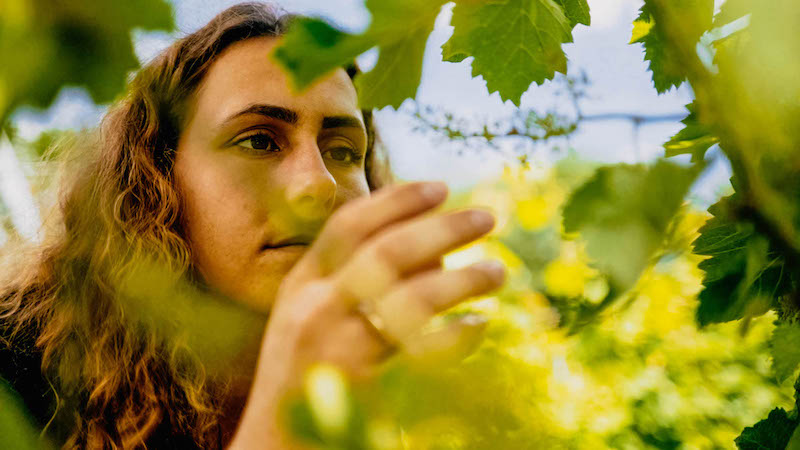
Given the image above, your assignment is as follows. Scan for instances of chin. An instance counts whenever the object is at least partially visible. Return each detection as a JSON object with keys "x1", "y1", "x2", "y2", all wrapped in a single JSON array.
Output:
[
  {"x1": 198, "y1": 246, "x2": 307, "y2": 313},
  {"x1": 235, "y1": 255, "x2": 304, "y2": 313}
]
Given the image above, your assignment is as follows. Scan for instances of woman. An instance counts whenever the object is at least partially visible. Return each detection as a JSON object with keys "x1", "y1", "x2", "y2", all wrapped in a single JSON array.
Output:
[{"x1": 0, "y1": 3, "x2": 505, "y2": 448}]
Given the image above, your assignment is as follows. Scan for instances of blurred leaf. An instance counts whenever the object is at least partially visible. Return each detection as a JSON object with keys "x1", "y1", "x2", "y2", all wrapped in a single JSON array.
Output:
[
  {"x1": 713, "y1": 0, "x2": 754, "y2": 27},
  {"x1": 735, "y1": 408, "x2": 798, "y2": 450},
  {"x1": 789, "y1": 426, "x2": 800, "y2": 450},
  {"x1": 664, "y1": 101, "x2": 719, "y2": 163},
  {"x1": 500, "y1": 226, "x2": 560, "y2": 277},
  {"x1": 692, "y1": 195, "x2": 794, "y2": 326},
  {"x1": 553, "y1": 0, "x2": 591, "y2": 27},
  {"x1": 0, "y1": 378, "x2": 53, "y2": 450},
  {"x1": 563, "y1": 160, "x2": 699, "y2": 294},
  {"x1": 273, "y1": 0, "x2": 447, "y2": 109},
  {"x1": 770, "y1": 322, "x2": 800, "y2": 384},
  {"x1": 631, "y1": 0, "x2": 714, "y2": 93},
  {"x1": 0, "y1": 0, "x2": 174, "y2": 124},
  {"x1": 442, "y1": 0, "x2": 574, "y2": 106},
  {"x1": 353, "y1": 18, "x2": 435, "y2": 110},
  {"x1": 272, "y1": 19, "x2": 372, "y2": 91}
]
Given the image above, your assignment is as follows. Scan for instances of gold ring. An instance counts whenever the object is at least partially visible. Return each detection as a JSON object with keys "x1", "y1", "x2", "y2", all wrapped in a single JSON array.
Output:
[{"x1": 355, "y1": 301, "x2": 398, "y2": 348}]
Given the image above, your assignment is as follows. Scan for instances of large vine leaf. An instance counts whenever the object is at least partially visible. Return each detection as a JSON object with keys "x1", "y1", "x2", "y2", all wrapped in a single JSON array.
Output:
[
  {"x1": 692, "y1": 194, "x2": 794, "y2": 326},
  {"x1": 442, "y1": 0, "x2": 574, "y2": 106},
  {"x1": 0, "y1": 0, "x2": 174, "y2": 125},
  {"x1": 273, "y1": 0, "x2": 448, "y2": 109},
  {"x1": 562, "y1": 160, "x2": 699, "y2": 295},
  {"x1": 663, "y1": 101, "x2": 719, "y2": 163},
  {"x1": 770, "y1": 322, "x2": 800, "y2": 384},
  {"x1": 630, "y1": 0, "x2": 713, "y2": 93},
  {"x1": 735, "y1": 408, "x2": 799, "y2": 450}
]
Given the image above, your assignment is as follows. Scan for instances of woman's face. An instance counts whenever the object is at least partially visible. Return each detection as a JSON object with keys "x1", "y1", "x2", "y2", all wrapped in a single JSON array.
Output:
[{"x1": 174, "y1": 36, "x2": 370, "y2": 312}]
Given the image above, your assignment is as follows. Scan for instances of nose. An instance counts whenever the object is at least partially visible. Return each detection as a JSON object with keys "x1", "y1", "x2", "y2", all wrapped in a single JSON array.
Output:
[{"x1": 283, "y1": 143, "x2": 337, "y2": 221}]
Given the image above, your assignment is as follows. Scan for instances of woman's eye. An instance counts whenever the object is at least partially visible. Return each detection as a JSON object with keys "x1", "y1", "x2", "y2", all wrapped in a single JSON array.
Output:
[
  {"x1": 235, "y1": 133, "x2": 280, "y2": 153},
  {"x1": 326, "y1": 147, "x2": 362, "y2": 164}
]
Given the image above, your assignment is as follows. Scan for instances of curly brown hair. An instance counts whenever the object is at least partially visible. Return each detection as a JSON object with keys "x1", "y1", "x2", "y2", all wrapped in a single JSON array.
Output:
[{"x1": 0, "y1": 3, "x2": 391, "y2": 448}]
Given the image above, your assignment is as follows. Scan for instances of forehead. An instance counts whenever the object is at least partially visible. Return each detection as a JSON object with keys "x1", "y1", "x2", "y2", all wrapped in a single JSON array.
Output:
[{"x1": 189, "y1": 36, "x2": 361, "y2": 126}]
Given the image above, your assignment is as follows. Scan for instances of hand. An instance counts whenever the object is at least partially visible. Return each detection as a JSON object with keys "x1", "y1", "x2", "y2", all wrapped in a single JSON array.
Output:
[{"x1": 230, "y1": 182, "x2": 505, "y2": 448}]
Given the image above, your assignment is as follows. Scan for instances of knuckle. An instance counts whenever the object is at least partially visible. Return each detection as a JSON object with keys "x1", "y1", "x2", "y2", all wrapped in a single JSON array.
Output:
[
  {"x1": 411, "y1": 279, "x2": 440, "y2": 309},
  {"x1": 368, "y1": 237, "x2": 402, "y2": 267},
  {"x1": 396, "y1": 276, "x2": 439, "y2": 315},
  {"x1": 328, "y1": 204, "x2": 360, "y2": 233}
]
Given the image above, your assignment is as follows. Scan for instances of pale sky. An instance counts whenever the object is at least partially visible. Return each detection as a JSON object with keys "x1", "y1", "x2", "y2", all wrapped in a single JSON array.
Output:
[{"x1": 11, "y1": 0, "x2": 731, "y2": 206}]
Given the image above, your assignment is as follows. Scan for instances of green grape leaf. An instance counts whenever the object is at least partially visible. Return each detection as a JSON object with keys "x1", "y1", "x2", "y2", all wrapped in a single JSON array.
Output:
[
  {"x1": 554, "y1": 0, "x2": 591, "y2": 27},
  {"x1": 631, "y1": 0, "x2": 714, "y2": 93},
  {"x1": 442, "y1": 0, "x2": 573, "y2": 106},
  {"x1": 273, "y1": 0, "x2": 447, "y2": 109},
  {"x1": 770, "y1": 322, "x2": 800, "y2": 383},
  {"x1": 664, "y1": 102, "x2": 719, "y2": 163},
  {"x1": 735, "y1": 408, "x2": 799, "y2": 450},
  {"x1": 692, "y1": 195, "x2": 792, "y2": 326},
  {"x1": 562, "y1": 160, "x2": 699, "y2": 294},
  {"x1": 0, "y1": 0, "x2": 174, "y2": 124}
]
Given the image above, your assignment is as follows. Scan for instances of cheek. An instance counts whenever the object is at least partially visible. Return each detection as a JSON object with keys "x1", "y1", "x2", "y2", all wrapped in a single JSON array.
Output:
[
  {"x1": 174, "y1": 153, "x2": 268, "y2": 288},
  {"x1": 178, "y1": 161, "x2": 263, "y2": 249},
  {"x1": 333, "y1": 168, "x2": 371, "y2": 206}
]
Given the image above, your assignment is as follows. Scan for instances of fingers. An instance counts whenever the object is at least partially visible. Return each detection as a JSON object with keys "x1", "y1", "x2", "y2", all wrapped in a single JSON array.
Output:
[
  {"x1": 296, "y1": 182, "x2": 449, "y2": 279},
  {"x1": 403, "y1": 314, "x2": 489, "y2": 362},
  {"x1": 335, "y1": 209, "x2": 496, "y2": 301},
  {"x1": 371, "y1": 261, "x2": 505, "y2": 342}
]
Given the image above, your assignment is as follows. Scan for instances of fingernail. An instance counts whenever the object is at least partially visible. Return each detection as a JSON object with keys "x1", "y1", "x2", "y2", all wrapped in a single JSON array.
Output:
[
  {"x1": 459, "y1": 313, "x2": 488, "y2": 327},
  {"x1": 470, "y1": 210, "x2": 495, "y2": 230},
  {"x1": 474, "y1": 260, "x2": 506, "y2": 284},
  {"x1": 420, "y1": 182, "x2": 447, "y2": 203}
]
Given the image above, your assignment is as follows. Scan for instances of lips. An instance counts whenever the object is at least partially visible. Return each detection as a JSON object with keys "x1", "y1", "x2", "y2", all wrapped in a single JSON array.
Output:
[{"x1": 261, "y1": 237, "x2": 312, "y2": 250}]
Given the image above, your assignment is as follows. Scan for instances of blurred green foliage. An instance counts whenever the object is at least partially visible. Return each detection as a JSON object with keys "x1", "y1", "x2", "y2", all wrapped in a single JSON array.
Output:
[
  {"x1": 289, "y1": 164, "x2": 792, "y2": 449},
  {"x1": 0, "y1": 379, "x2": 53, "y2": 450},
  {"x1": 562, "y1": 160, "x2": 700, "y2": 303},
  {"x1": 0, "y1": 0, "x2": 174, "y2": 126}
]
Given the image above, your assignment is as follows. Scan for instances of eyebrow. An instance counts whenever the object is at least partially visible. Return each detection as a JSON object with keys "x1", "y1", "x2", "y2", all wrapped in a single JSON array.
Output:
[
  {"x1": 222, "y1": 104, "x2": 298, "y2": 126},
  {"x1": 321, "y1": 115, "x2": 364, "y2": 130},
  {"x1": 219, "y1": 103, "x2": 364, "y2": 131}
]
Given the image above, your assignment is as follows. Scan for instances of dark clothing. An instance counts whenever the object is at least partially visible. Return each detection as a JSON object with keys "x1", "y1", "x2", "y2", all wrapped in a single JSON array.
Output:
[
  {"x1": 0, "y1": 319, "x2": 57, "y2": 439},
  {"x1": 0, "y1": 319, "x2": 213, "y2": 449}
]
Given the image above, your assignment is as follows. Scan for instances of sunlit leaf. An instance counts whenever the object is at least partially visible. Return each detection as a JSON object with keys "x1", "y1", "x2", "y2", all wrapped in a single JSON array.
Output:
[
  {"x1": 631, "y1": 0, "x2": 714, "y2": 93},
  {"x1": 735, "y1": 408, "x2": 798, "y2": 450},
  {"x1": 770, "y1": 322, "x2": 800, "y2": 384},
  {"x1": 442, "y1": 0, "x2": 574, "y2": 105},
  {"x1": 664, "y1": 101, "x2": 719, "y2": 163},
  {"x1": 692, "y1": 195, "x2": 794, "y2": 326},
  {"x1": 563, "y1": 160, "x2": 700, "y2": 294}
]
